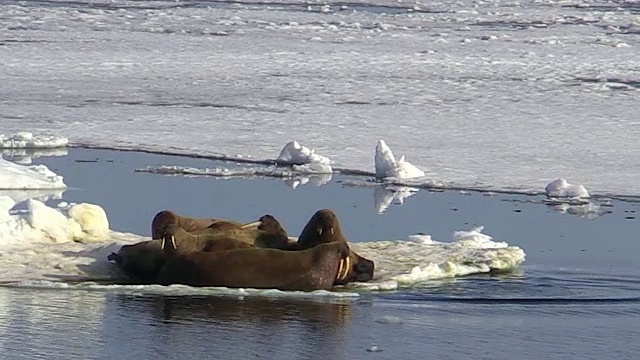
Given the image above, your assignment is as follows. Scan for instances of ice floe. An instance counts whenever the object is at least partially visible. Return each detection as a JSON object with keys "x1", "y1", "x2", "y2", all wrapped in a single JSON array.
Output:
[
  {"x1": 545, "y1": 178, "x2": 590, "y2": 198},
  {"x1": 374, "y1": 140, "x2": 425, "y2": 180},
  {"x1": 0, "y1": 132, "x2": 68, "y2": 149},
  {"x1": 0, "y1": 199, "x2": 525, "y2": 291},
  {"x1": 0, "y1": 156, "x2": 67, "y2": 190},
  {"x1": 277, "y1": 141, "x2": 332, "y2": 166},
  {"x1": 347, "y1": 225, "x2": 525, "y2": 290},
  {"x1": 136, "y1": 164, "x2": 333, "y2": 187}
]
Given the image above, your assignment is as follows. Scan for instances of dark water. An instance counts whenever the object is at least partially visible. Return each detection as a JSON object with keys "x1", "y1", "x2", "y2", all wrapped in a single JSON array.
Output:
[{"x1": 1, "y1": 148, "x2": 639, "y2": 359}]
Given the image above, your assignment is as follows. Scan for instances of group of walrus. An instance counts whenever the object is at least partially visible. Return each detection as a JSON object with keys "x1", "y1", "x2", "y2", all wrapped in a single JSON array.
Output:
[{"x1": 107, "y1": 209, "x2": 375, "y2": 291}]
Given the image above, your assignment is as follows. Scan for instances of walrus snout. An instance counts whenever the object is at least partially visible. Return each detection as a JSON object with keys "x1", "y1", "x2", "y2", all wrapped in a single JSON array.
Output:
[
  {"x1": 107, "y1": 252, "x2": 122, "y2": 264},
  {"x1": 354, "y1": 257, "x2": 375, "y2": 282}
]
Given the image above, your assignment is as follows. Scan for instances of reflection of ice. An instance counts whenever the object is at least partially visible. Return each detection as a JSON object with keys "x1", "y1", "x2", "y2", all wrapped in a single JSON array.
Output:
[
  {"x1": 373, "y1": 185, "x2": 419, "y2": 214},
  {"x1": 374, "y1": 140, "x2": 425, "y2": 180},
  {"x1": 282, "y1": 173, "x2": 333, "y2": 189},
  {"x1": 545, "y1": 178, "x2": 589, "y2": 198},
  {"x1": 548, "y1": 201, "x2": 608, "y2": 220},
  {"x1": 1, "y1": 148, "x2": 69, "y2": 165},
  {"x1": 0, "y1": 132, "x2": 68, "y2": 149},
  {"x1": 277, "y1": 141, "x2": 332, "y2": 165},
  {"x1": 0, "y1": 189, "x2": 65, "y2": 204}
]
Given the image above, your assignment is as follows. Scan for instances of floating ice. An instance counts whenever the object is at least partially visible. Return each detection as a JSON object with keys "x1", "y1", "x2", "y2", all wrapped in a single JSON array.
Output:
[
  {"x1": 0, "y1": 199, "x2": 109, "y2": 245},
  {"x1": 0, "y1": 132, "x2": 68, "y2": 149},
  {"x1": 0, "y1": 157, "x2": 67, "y2": 190},
  {"x1": 0, "y1": 205, "x2": 525, "y2": 290},
  {"x1": 373, "y1": 185, "x2": 419, "y2": 214},
  {"x1": 135, "y1": 163, "x2": 333, "y2": 183},
  {"x1": 347, "y1": 225, "x2": 525, "y2": 290},
  {"x1": 277, "y1": 141, "x2": 332, "y2": 165},
  {"x1": 374, "y1": 140, "x2": 425, "y2": 180},
  {"x1": 545, "y1": 178, "x2": 590, "y2": 198}
]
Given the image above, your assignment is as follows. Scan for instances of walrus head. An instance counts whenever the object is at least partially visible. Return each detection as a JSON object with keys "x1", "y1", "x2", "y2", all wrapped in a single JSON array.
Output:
[
  {"x1": 297, "y1": 209, "x2": 375, "y2": 284},
  {"x1": 256, "y1": 214, "x2": 288, "y2": 236}
]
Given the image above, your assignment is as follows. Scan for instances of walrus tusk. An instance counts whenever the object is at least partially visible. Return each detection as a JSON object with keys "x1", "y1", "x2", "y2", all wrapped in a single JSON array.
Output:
[
  {"x1": 161, "y1": 235, "x2": 178, "y2": 250},
  {"x1": 336, "y1": 256, "x2": 351, "y2": 282},
  {"x1": 341, "y1": 256, "x2": 351, "y2": 281},
  {"x1": 336, "y1": 259, "x2": 345, "y2": 281},
  {"x1": 240, "y1": 221, "x2": 262, "y2": 229},
  {"x1": 318, "y1": 227, "x2": 323, "y2": 235}
]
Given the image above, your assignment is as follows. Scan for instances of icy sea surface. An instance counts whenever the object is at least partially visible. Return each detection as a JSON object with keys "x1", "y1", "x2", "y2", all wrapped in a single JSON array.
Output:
[
  {"x1": 1, "y1": 0, "x2": 639, "y2": 195},
  {"x1": 1, "y1": 148, "x2": 639, "y2": 359}
]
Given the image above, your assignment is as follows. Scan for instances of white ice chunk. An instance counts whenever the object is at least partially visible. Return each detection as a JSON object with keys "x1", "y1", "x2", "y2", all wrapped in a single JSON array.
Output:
[
  {"x1": 0, "y1": 196, "x2": 16, "y2": 222},
  {"x1": 545, "y1": 178, "x2": 590, "y2": 198},
  {"x1": 277, "y1": 141, "x2": 332, "y2": 165},
  {"x1": 0, "y1": 157, "x2": 67, "y2": 190},
  {"x1": 292, "y1": 162, "x2": 333, "y2": 174},
  {"x1": 0, "y1": 199, "x2": 110, "y2": 245},
  {"x1": 0, "y1": 132, "x2": 68, "y2": 149},
  {"x1": 375, "y1": 140, "x2": 425, "y2": 180},
  {"x1": 67, "y1": 203, "x2": 110, "y2": 240}
]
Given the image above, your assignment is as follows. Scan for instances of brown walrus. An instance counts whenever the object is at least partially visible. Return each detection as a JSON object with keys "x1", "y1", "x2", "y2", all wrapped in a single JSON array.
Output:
[
  {"x1": 108, "y1": 214, "x2": 291, "y2": 281},
  {"x1": 295, "y1": 209, "x2": 375, "y2": 285},
  {"x1": 151, "y1": 210, "x2": 294, "y2": 249},
  {"x1": 151, "y1": 210, "x2": 241, "y2": 239},
  {"x1": 109, "y1": 209, "x2": 374, "y2": 286},
  {"x1": 157, "y1": 228, "x2": 353, "y2": 291}
]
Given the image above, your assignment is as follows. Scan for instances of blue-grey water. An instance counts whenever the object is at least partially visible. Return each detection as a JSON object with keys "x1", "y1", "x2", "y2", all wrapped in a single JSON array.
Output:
[{"x1": 1, "y1": 148, "x2": 639, "y2": 359}]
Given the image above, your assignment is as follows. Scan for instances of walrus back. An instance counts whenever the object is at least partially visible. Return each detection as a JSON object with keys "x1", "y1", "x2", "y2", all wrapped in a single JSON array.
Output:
[{"x1": 157, "y1": 243, "x2": 346, "y2": 291}]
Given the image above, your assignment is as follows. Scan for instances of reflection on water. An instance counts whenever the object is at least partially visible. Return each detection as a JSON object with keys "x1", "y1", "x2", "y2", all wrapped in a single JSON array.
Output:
[
  {"x1": 0, "y1": 287, "x2": 358, "y2": 360},
  {"x1": 282, "y1": 172, "x2": 333, "y2": 189},
  {"x1": 1, "y1": 148, "x2": 68, "y2": 165},
  {"x1": 105, "y1": 295, "x2": 356, "y2": 360},
  {"x1": 373, "y1": 185, "x2": 419, "y2": 214},
  {"x1": 0, "y1": 287, "x2": 105, "y2": 360},
  {"x1": 0, "y1": 188, "x2": 65, "y2": 204}
]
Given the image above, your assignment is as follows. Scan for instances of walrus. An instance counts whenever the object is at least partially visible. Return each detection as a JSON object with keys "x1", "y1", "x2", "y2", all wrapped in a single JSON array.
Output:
[
  {"x1": 108, "y1": 214, "x2": 292, "y2": 281},
  {"x1": 296, "y1": 209, "x2": 375, "y2": 285},
  {"x1": 151, "y1": 210, "x2": 242, "y2": 239},
  {"x1": 156, "y1": 228, "x2": 354, "y2": 291},
  {"x1": 107, "y1": 240, "x2": 164, "y2": 282},
  {"x1": 151, "y1": 210, "x2": 294, "y2": 248}
]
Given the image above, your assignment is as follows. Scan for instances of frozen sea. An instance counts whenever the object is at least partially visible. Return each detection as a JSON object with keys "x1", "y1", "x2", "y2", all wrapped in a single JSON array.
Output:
[
  {"x1": 1, "y1": 0, "x2": 639, "y2": 196},
  {"x1": 0, "y1": 0, "x2": 639, "y2": 358}
]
